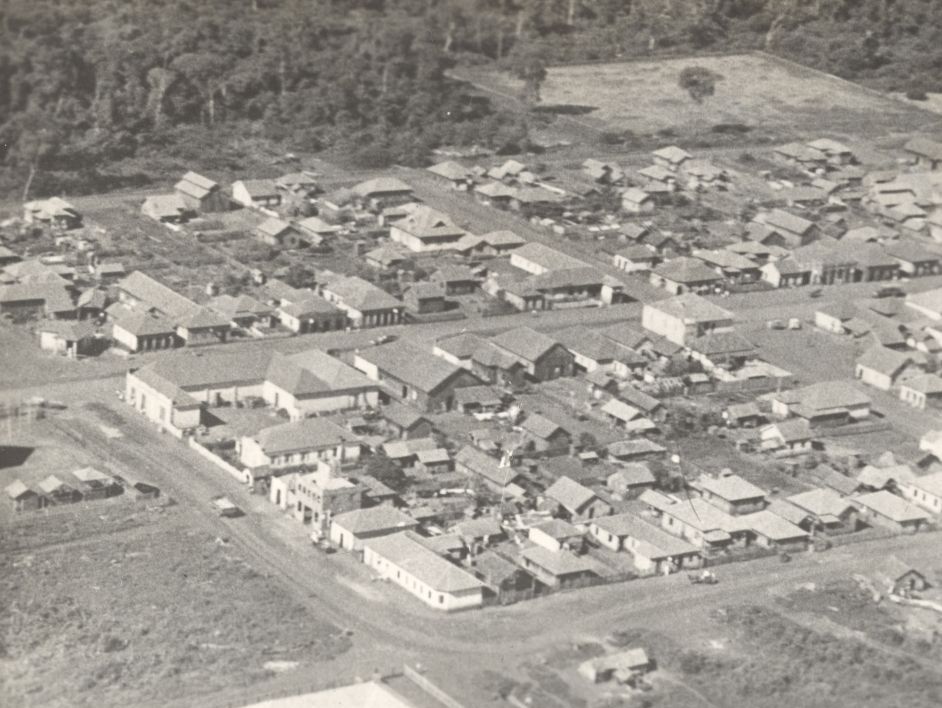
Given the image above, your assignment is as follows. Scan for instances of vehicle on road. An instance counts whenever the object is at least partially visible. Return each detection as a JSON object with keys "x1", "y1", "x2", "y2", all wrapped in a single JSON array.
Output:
[
  {"x1": 370, "y1": 334, "x2": 397, "y2": 346},
  {"x1": 212, "y1": 496, "x2": 243, "y2": 518},
  {"x1": 767, "y1": 319, "x2": 786, "y2": 330},
  {"x1": 688, "y1": 570, "x2": 718, "y2": 585},
  {"x1": 874, "y1": 285, "x2": 904, "y2": 298}
]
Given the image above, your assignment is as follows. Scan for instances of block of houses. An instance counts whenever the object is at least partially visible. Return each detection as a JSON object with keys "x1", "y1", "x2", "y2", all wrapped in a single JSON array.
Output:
[
  {"x1": 433, "y1": 332, "x2": 485, "y2": 369},
  {"x1": 857, "y1": 463, "x2": 916, "y2": 493},
  {"x1": 590, "y1": 513, "x2": 700, "y2": 575},
  {"x1": 414, "y1": 448, "x2": 452, "y2": 475},
  {"x1": 900, "y1": 374, "x2": 942, "y2": 410},
  {"x1": 354, "y1": 340, "x2": 481, "y2": 412},
  {"x1": 853, "y1": 491, "x2": 929, "y2": 532},
  {"x1": 542, "y1": 476, "x2": 611, "y2": 523},
  {"x1": 141, "y1": 194, "x2": 191, "y2": 223},
  {"x1": 232, "y1": 179, "x2": 282, "y2": 209},
  {"x1": 855, "y1": 345, "x2": 913, "y2": 391},
  {"x1": 553, "y1": 325, "x2": 629, "y2": 373},
  {"x1": 886, "y1": 241, "x2": 940, "y2": 277},
  {"x1": 174, "y1": 171, "x2": 229, "y2": 212},
  {"x1": 455, "y1": 446, "x2": 525, "y2": 496},
  {"x1": 693, "y1": 474, "x2": 767, "y2": 515},
  {"x1": 900, "y1": 471, "x2": 942, "y2": 515},
  {"x1": 518, "y1": 545, "x2": 601, "y2": 589},
  {"x1": 650, "y1": 257, "x2": 726, "y2": 295},
  {"x1": 351, "y1": 177, "x2": 414, "y2": 207},
  {"x1": 768, "y1": 381, "x2": 871, "y2": 426},
  {"x1": 277, "y1": 295, "x2": 346, "y2": 334},
  {"x1": 115, "y1": 270, "x2": 200, "y2": 323},
  {"x1": 641, "y1": 294, "x2": 734, "y2": 346},
  {"x1": 37, "y1": 319, "x2": 98, "y2": 357},
  {"x1": 520, "y1": 413, "x2": 571, "y2": 454},
  {"x1": 239, "y1": 417, "x2": 362, "y2": 473},
  {"x1": 363, "y1": 531, "x2": 485, "y2": 610},
  {"x1": 651, "y1": 145, "x2": 691, "y2": 170},
  {"x1": 320, "y1": 275, "x2": 402, "y2": 328},
  {"x1": 785, "y1": 488, "x2": 858, "y2": 532},
  {"x1": 489, "y1": 327, "x2": 574, "y2": 381},
  {"x1": 600, "y1": 398, "x2": 648, "y2": 431},
  {"x1": 509, "y1": 242, "x2": 588, "y2": 276},
  {"x1": 641, "y1": 492, "x2": 748, "y2": 550}
]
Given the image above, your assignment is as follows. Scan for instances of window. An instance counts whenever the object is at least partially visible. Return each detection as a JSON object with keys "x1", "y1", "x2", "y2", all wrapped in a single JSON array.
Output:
[{"x1": 438, "y1": 594, "x2": 444, "y2": 604}]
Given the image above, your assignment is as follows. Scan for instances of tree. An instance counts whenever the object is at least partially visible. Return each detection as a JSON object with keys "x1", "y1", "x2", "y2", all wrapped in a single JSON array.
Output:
[
  {"x1": 366, "y1": 452, "x2": 406, "y2": 491},
  {"x1": 678, "y1": 66, "x2": 722, "y2": 104},
  {"x1": 507, "y1": 45, "x2": 547, "y2": 105}
]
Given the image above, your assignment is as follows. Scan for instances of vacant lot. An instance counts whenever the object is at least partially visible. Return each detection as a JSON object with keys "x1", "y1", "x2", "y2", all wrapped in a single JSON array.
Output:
[
  {"x1": 0, "y1": 506, "x2": 351, "y2": 708},
  {"x1": 458, "y1": 53, "x2": 934, "y2": 141}
]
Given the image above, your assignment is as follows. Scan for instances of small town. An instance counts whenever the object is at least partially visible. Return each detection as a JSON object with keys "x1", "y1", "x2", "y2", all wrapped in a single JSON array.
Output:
[{"x1": 4, "y1": 3, "x2": 942, "y2": 708}]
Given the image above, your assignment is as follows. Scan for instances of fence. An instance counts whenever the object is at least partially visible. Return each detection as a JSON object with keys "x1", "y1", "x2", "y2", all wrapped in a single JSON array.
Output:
[
  {"x1": 714, "y1": 375, "x2": 797, "y2": 395},
  {"x1": 819, "y1": 421, "x2": 893, "y2": 438},
  {"x1": 188, "y1": 438, "x2": 250, "y2": 484},
  {"x1": 402, "y1": 664, "x2": 467, "y2": 708}
]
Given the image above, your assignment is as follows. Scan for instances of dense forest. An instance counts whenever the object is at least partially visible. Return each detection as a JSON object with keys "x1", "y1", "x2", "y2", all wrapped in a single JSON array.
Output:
[{"x1": 1, "y1": 0, "x2": 941, "y2": 199}]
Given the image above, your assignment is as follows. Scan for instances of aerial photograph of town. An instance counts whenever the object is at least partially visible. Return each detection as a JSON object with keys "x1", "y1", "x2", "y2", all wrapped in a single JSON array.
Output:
[{"x1": 3, "y1": 1, "x2": 942, "y2": 707}]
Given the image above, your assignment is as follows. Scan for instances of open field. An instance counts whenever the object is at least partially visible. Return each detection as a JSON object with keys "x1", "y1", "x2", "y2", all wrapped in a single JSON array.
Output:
[
  {"x1": 0, "y1": 506, "x2": 351, "y2": 708},
  {"x1": 456, "y1": 53, "x2": 936, "y2": 142}
]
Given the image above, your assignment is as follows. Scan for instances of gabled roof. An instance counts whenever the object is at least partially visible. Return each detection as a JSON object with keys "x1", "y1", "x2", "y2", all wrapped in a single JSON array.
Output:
[
  {"x1": 365, "y1": 531, "x2": 484, "y2": 596},
  {"x1": 253, "y1": 417, "x2": 357, "y2": 455},
  {"x1": 490, "y1": 326, "x2": 562, "y2": 364},
  {"x1": 297, "y1": 216, "x2": 341, "y2": 235},
  {"x1": 352, "y1": 177, "x2": 413, "y2": 197},
  {"x1": 774, "y1": 381, "x2": 871, "y2": 414},
  {"x1": 688, "y1": 331, "x2": 756, "y2": 357},
  {"x1": 544, "y1": 476, "x2": 598, "y2": 513},
  {"x1": 332, "y1": 506, "x2": 418, "y2": 535},
  {"x1": 647, "y1": 293, "x2": 733, "y2": 324},
  {"x1": 322, "y1": 275, "x2": 401, "y2": 312},
  {"x1": 257, "y1": 217, "x2": 296, "y2": 239},
  {"x1": 117, "y1": 271, "x2": 199, "y2": 320},
  {"x1": 521, "y1": 413, "x2": 564, "y2": 440},
  {"x1": 234, "y1": 178, "x2": 279, "y2": 199},
  {"x1": 435, "y1": 332, "x2": 486, "y2": 360},
  {"x1": 175, "y1": 171, "x2": 218, "y2": 199},
  {"x1": 520, "y1": 545, "x2": 599, "y2": 577},
  {"x1": 176, "y1": 307, "x2": 230, "y2": 330},
  {"x1": 787, "y1": 487, "x2": 854, "y2": 518},
  {"x1": 455, "y1": 446, "x2": 520, "y2": 488},
  {"x1": 696, "y1": 474, "x2": 767, "y2": 502},
  {"x1": 652, "y1": 145, "x2": 692, "y2": 164},
  {"x1": 427, "y1": 160, "x2": 471, "y2": 181},
  {"x1": 511, "y1": 242, "x2": 588, "y2": 272},
  {"x1": 854, "y1": 490, "x2": 929, "y2": 523},
  {"x1": 856, "y1": 345, "x2": 912, "y2": 376},
  {"x1": 114, "y1": 311, "x2": 176, "y2": 337},
  {"x1": 287, "y1": 349, "x2": 378, "y2": 391},
  {"x1": 381, "y1": 401, "x2": 429, "y2": 430},
  {"x1": 592, "y1": 513, "x2": 698, "y2": 557},
  {"x1": 601, "y1": 398, "x2": 642, "y2": 422},
  {"x1": 208, "y1": 294, "x2": 272, "y2": 321},
  {"x1": 359, "y1": 340, "x2": 474, "y2": 395},
  {"x1": 765, "y1": 418, "x2": 813, "y2": 443},
  {"x1": 739, "y1": 510, "x2": 809, "y2": 541},
  {"x1": 762, "y1": 209, "x2": 815, "y2": 236},
  {"x1": 480, "y1": 230, "x2": 526, "y2": 248}
]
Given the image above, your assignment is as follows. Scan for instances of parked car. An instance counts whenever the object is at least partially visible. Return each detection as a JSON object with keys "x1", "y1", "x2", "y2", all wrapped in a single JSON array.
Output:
[
  {"x1": 212, "y1": 496, "x2": 243, "y2": 518},
  {"x1": 874, "y1": 285, "x2": 904, "y2": 298}
]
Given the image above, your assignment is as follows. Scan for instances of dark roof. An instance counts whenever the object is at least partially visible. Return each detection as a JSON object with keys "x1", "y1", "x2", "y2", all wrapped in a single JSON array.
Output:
[
  {"x1": 435, "y1": 333, "x2": 486, "y2": 359},
  {"x1": 653, "y1": 257, "x2": 724, "y2": 284},
  {"x1": 381, "y1": 401, "x2": 430, "y2": 430},
  {"x1": 359, "y1": 340, "x2": 475, "y2": 394},
  {"x1": 491, "y1": 326, "x2": 562, "y2": 364}
]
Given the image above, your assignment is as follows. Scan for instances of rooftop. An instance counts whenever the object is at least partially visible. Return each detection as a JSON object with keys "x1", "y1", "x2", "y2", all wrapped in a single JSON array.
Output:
[{"x1": 364, "y1": 531, "x2": 485, "y2": 593}]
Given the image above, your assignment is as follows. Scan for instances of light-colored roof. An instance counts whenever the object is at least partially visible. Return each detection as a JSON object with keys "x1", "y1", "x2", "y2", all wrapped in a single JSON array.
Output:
[
  {"x1": 906, "y1": 471, "x2": 942, "y2": 499},
  {"x1": 427, "y1": 160, "x2": 471, "y2": 181},
  {"x1": 601, "y1": 398, "x2": 642, "y2": 422},
  {"x1": 857, "y1": 464, "x2": 916, "y2": 489},
  {"x1": 257, "y1": 217, "x2": 295, "y2": 238},
  {"x1": 5, "y1": 480, "x2": 34, "y2": 499},
  {"x1": 359, "y1": 340, "x2": 471, "y2": 394},
  {"x1": 142, "y1": 193, "x2": 189, "y2": 218},
  {"x1": 332, "y1": 506, "x2": 418, "y2": 535},
  {"x1": 646, "y1": 293, "x2": 733, "y2": 324},
  {"x1": 652, "y1": 145, "x2": 692, "y2": 164},
  {"x1": 787, "y1": 487, "x2": 854, "y2": 518},
  {"x1": 511, "y1": 242, "x2": 588, "y2": 272},
  {"x1": 455, "y1": 446, "x2": 520, "y2": 488},
  {"x1": 653, "y1": 257, "x2": 724, "y2": 284},
  {"x1": 856, "y1": 345, "x2": 911, "y2": 376},
  {"x1": 322, "y1": 275, "x2": 401, "y2": 312},
  {"x1": 117, "y1": 271, "x2": 199, "y2": 320},
  {"x1": 762, "y1": 209, "x2": 815, "y2": 236},
  {"x1": 352, "y1": 177, "x2": 413, "y2": 197},
  {"x1": 241, "y1": 680, "x2": 414, "y2": 708},
  {"x1": 491, "y1": 326, "x2": 562, "y2": 364},
  {"x1": 364, "y1": 531, "x2": 485, "y2": 593},
  {"x1": 234, "y1": 178, "x2": 279, "y2": 198},
  {"x1": 481, "y1": 230, "x2": 526, "y2": 248},
  {"x1": 901, "y1": 374, "x2": 942, "y2": 395},
  {"x1": 592, "y1": 513, "x2": 698, "y2": 558},
  {"x1": 520, "y1": 545, "x2": 599, "y2": 576},
  {"x1": 854, "y1": 490, "x2": 929, "y2": 523},
  {"x1": 739, "y1": 510, "x2": 809, "y2": 541},
  {"x1": 696, "y1": 474, "x2": 767, "y2": 502},
  {"x1": 254, "y1": 417, "x2": 358, "y2": 455},
  {"x1": 521, "y1": 412, "x2": 563, "y2": 440},
  {"x1": 544, "y1": 476, "x2": 599, "y2": 513},
  {"x1": 287, "y1": 349, "x2": 378, "y2": 392}
]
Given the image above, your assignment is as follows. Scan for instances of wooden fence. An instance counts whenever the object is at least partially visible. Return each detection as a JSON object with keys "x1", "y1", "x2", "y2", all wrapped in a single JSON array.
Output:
[{"x1": 402, "y1": 664, "x2": 467, "y2": 708}]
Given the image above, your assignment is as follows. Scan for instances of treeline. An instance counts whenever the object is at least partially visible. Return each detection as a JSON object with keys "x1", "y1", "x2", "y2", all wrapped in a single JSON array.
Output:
[{"x1": 1, "y1": 0, "x2": 941, "y2": 198}]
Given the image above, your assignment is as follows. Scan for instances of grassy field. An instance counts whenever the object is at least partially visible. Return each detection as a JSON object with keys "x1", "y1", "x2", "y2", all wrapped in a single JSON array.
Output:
[
  {"x1": 457, "y1": 53, "x2": 936, "y2": 142},
  {"x1": 0, "y1": 505, "x2": 351, "y2": 708}
]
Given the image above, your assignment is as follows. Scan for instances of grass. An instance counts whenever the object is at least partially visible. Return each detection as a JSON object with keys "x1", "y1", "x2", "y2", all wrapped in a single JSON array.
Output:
[
  {"x1": 0, "y1": 505, "x2": 350, "y2": 708},
  {"x1": 458, "y1": 53, "x2": 934, "y2": 142}
]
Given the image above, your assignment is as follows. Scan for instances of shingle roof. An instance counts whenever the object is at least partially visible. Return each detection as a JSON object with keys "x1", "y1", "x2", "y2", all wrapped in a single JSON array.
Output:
[
  {"x1": 490, "y1": 326, "x2": 561, "y2": 363},
  {"x1": 359, "y1": 340, "x2": 472, "y2": 394},
  {"x1": 544, "y1": 476, "x2": 598, "y2": 513}
]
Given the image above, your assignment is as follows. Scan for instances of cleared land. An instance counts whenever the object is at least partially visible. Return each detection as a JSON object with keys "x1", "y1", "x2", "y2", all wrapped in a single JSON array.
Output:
[{"x1": 457, "y1": 53, "x2": 936, "y2": 140}]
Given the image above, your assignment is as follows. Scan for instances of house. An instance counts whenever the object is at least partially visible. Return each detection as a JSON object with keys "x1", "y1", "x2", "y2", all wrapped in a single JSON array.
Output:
[
  {"x1": 900, "y1": 471, "x2": 942, "y2": 515},
  {"x1": 39, "y1": 475, "x2": 81, "y2": 504},
  {"x1": 432, "y1": 332, "x2": 485, "y2": 369},
  {"x1": 351, "y1": 177, "x2": 414, "y2": 207},
  {"x1": 652, "y1": 145, "x2": 691, "y2": 170},
  {"x1": 509, "y1": 242, "x2": 588, "y2": 275},
  {"x1": 454, "y1": 517, "x2": 504, "y2": 551},
  {"x1": 853, "y1": 491, "x2": 929, "y2": 532},
  {"x1": 427, "y1": 160, "x2": 473, "y2": 188},
  {"x1": 469, "y1": 342, "x2": 528, "y2": 389},
  {"x1": 857, "y1": 463, "x2": 916, "y2": 493},
  {"x1": 753, "y1": 209, "x2": 818, "y2": 247},
  {"x1": 692, "y1": 249, "x2": 760, "y2": 285},
  {"x1": 207, "y1": 294, "x2": 274, "y2": 328},
  {"x1": 320, "y1": 275, "x2": 402, "y2": 328},
  {"x1": 641, "y1": 294, "x2": 734, "y2": 346},
  {"x1": 453, "y1": 385, "x2": 502, "y2": 414},
  {"x1": 907, "y1": 287, "x2": 942, "y2": 321},
  {"x1": 363, "y1": 531, "x2": 485, "y2": 610},
  {"x1": 275, "y1": 171, "x2": 319, "y2": 196},
  {"x1": 886, "y1": 241, "x2": 940, "y2": 277},
  {"x1": 528, "y1": 518, "x2": 585, "y2": 553},
  {"x1": 900, "y1": 374, "x2": 942, "y2": 410},
  {"x1": 815, "y1": 301, "x2": 858, "y2": 334},
  {"x1": 239, "y1": 417, "x2": 362, "y2": 472},
  {"x1": 738, "y1": 510, "x2": 809, "y2": 550},
  {"x1": 760, "y1": 258, "x2": 811, "y2": 288},
  {"x1": 354, "y1": 340, "x2": 480, "y2": 412},
  {"x1": 112, "y1": 312, "x2": 178, "y2": 352},
  {"x1": 5, "y1": 480, "x2": 46, "y2": 512},
  {"x1": 600, "y1": 399, "x2": 648, "y2": 431},
  {"x1": 0, "y1": 282, "x2": 74, "y2": 321},
  {"x1": 297, "y1": 216, "x2": 342, "y2": 244},
  {"x1": 389, "y1": 205, "x2": 466, "y2": 253},
  {"x1": 773, "y1": 142, "x2": 827, "y2": 169},
  {"x1": 554, "y1": 326, "x2": 630, "y2": 373},
  {"x1": 760, "y1": 419, "x2": 814, "y2": 455},
  {"x1": 403, "y1": 281, "x2": 447, "y2": 315},
  {"x1": 381, "y1": 402, "x2": 433, "y2": 439},
  {"x1": 579, "y1": 649, "x2": 651, "y2": 685},
  {"x1": 286, "y1": 466, "x2": 363, "y2": 527},
  {"x1": 643, "y1": 494, "x2": 747, "y2": 550},
  {"x1": 489, "y1": 327, "x2": 574, "y2": 381},
  {"x1": 693, "y1": 474, "x2": 767, "y2": 515},
  {"x1": 520, "y1": 413, "x2": 571, "y2": 454},
  {"x1": 855, "y1": 345, "x2": 913, "y2": 391},
  {"x1": 583, "y1": 158, "x2": 625, "y2": 184},
  {"x1": 590, "y1": 513, "x2": 700, "y2": 575},
  {"x1": 607, "y1": 438, "x2": 667, "y2": 463},
  {"x1": 621, "y1": 188, "x2": 654, "y2": 214},
  {"x1": 141, "y1": 194, "x2": 191, "y2": 223},
  {"x1": 232, "y1": 179, "x2": 281, "y2": 208},
  {"x1": 469, "y1": 550, "x2": 536, "y2": 603},
  {"x1": 174, "y1": 307, "x2": 231, "y2": 346},
  {"x1": 542, "y1": 476, "x2": 611, "y2": 522},
  {"x1": 37, "y1": 320, "x2": 98, "y2": 357},
  {"x1": 606, "y1": 464, "x2": 657, "y2": 499},
  {"x1": 256, "y1": 217, "x2": 304, "y2": 248},
  {"x1": 455, "y1": 446, "x2": 525, "y2": 496},
  {"x1": 768, "y1": 381, "x2": 871, "y2": 426},
  {"x1": 474, "y1": 181, "x2": 518, "y2": 206},
  {"x1": 414, "y1": 448, "x2": 452, "y2": 475},
  {"x1": 23, "y1": 197, "x2": 82, "y2": 229},
  {"x1": 871, "y1": 557, "x2": 930, "y2": 597},
  {"x1": 650, "y1": 257, "x2": 725, "y2": 295},
  {"x1": 115, "y1": 270, "x2": 199, "y2": 322},
  {"x1": 174, "y1": 171, "x2": 229, "y2": 212},
  {"x1": 71, "y1": 467, "x2": 121, "y2": 500},
  {"x1": 478, "y1": 230, "x2": 526, "y2": 256},
  {"x1": 0, "y1": 246, "x2": 20, "y2": 267},
  {"x1": 903, "y1": 136, "x2": 942, "y2": 170},
  {"x1": 277, "y1": 296, "x2": 346, "y2": 334},
  {"x1": 613, "y1": 244, "x2": 660, "y2": 274},
  {"x1": 431, "y1": 265, "x2": 479, "y2": 295},
  {"x1": 808, "y1": 138, "x2": 855, "y2": 166},
  {"x1": 687, "y1": 331, "x2": 756, "y2": 371},
  {"x1": 365, "y1": 245, "x2": 408, "y2": 270},
  {"x1": 518, "y1": 545, "x2": 601, "y2": 589},
  {"x1": 786, "y1": 488, "x2": 858, "y2": 532},
  {"x1": 724, "y1": 402, "x2": 765, "y2": 428}
]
